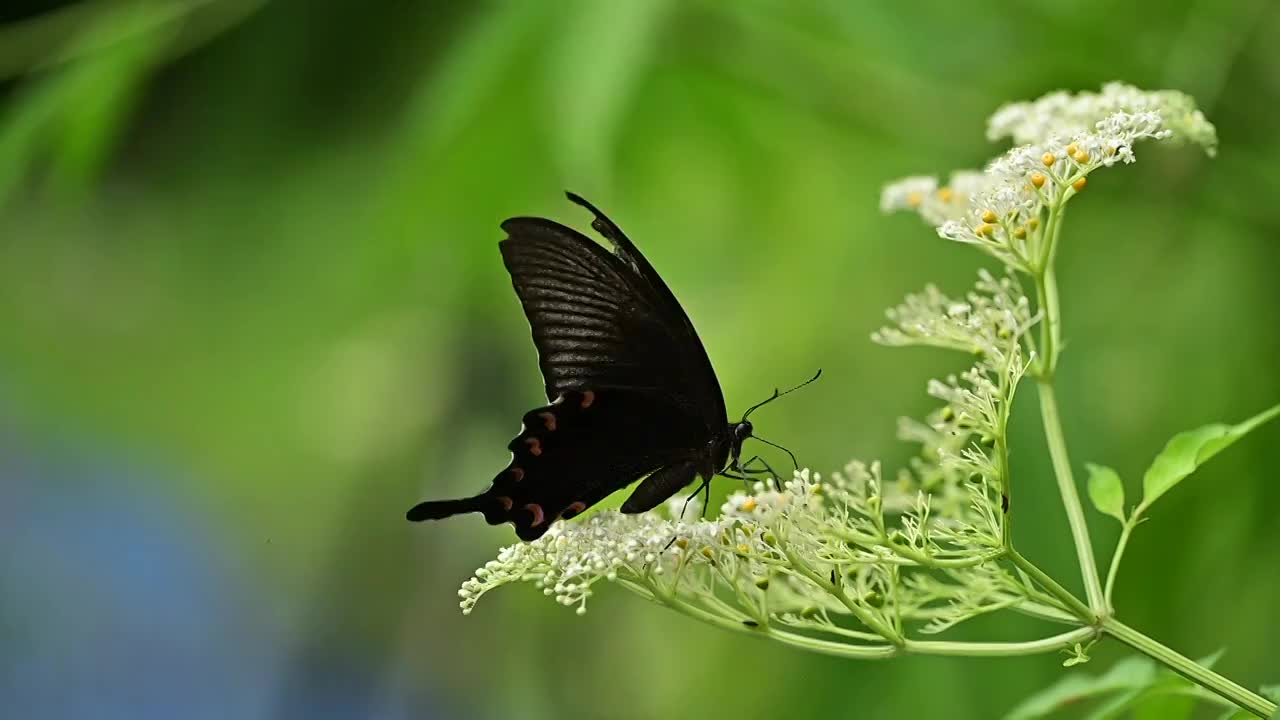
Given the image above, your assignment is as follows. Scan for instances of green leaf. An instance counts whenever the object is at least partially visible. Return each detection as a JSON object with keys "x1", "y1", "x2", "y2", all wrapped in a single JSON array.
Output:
[
  {"x1": 1086, "y1": 463, "x2": 1126, "y2": 523},
  {"x1": 1141, "y1": 403, "x2": 1280, "y2": 510},
  {"x1": 1084, "y1": 688, "x2": 1144, "y2": 720},
  {"x1": 1004, "y1": 656, "x2": 1157, "y2": 719}
]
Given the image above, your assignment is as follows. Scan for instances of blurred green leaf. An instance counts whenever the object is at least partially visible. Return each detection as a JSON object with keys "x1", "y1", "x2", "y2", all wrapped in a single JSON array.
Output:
[
  {"x1": 1083, "y1": 688, "x2": 1144, "y2": 720},
  {"x1": 1141, "y1": 403, "x2": 1280, "y2": 510},
  {"x1": 1132, "y1": 691, "x2": 1195, "y2": 720},
  {"x1": 1086, "y1": 463, "x2": 1126, "y2": 523},
  {"x1": 546, "y1": 0, "x2": 674, "y2": 183},
  {"x1": 1004, "y1": 656, "x2": 1157, "y2": 719}
]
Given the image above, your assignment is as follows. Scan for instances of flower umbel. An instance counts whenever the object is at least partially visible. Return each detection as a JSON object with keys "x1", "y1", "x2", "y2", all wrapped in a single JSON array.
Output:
[{"x1": 884, "y1": 83, "x2": 1217, "y2": 273}]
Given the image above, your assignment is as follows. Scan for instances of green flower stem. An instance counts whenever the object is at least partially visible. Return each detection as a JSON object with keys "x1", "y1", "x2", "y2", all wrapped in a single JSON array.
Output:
[
  {"x1": 782, "y1": 545, "x2": 904, "y2": 645},
  {"x1": 1103, "y1": 516, "x2": 1136, "y2": 608},
  {"x1": 1008, "y1": 549, "x2": 1095, "y2": 623},
  {"x1": 1035, "y1": 380, "x2": 1107, "y2": 612},
  {"x1": 645, "y1": 576, "x2": 1100, "y2": 660},
  {"x1": 903, "y1": 627, "x2": 1096, "y2": 657},
  {"x1": 1103, "y1": 618, "x2": 1277, "y2": 718}
]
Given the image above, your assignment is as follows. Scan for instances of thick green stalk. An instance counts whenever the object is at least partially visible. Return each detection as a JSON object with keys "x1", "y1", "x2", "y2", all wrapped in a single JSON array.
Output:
[
  {"x1": 1036, "y1": 381, "x2": 1107, "y2": 612},
  {"x1": 1104, "y1": 618, "x2": 1276, "y2": 718}
]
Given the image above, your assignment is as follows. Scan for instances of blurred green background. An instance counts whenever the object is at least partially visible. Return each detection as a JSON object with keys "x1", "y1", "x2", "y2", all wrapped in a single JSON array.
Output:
[{"x1": 2, "y1": 1, "x2": 1278, "y2": 718}]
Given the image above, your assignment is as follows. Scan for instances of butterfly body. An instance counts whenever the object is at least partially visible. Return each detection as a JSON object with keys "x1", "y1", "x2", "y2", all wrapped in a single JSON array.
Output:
[{"x1": 408, "y1": 193, "x2": 758, "y2": 541}]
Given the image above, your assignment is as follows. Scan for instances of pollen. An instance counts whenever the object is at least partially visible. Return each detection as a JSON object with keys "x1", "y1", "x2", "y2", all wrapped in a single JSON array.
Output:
[
  {"x1": 740, "y1": 497, "x2": 758, "y2": 512},
  {"x1": 525, "y1": 437, "x2": 543, "y2": 456},
  {"x1": 1030, "y1": 172, "x2": 1046, "y2": 188},
  {"x1": 981, "y1": 209, "x2": 998, "y2": 223},
  {"x1": 1041, "y1": 152, "x2": 1056, "y2": 166},
  {"x1": 1072, "y1": 177, "x2": 1088, "y2": 191}
]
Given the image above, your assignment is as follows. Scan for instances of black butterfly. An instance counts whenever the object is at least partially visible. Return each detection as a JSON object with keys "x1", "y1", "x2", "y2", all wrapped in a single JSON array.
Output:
[{"x1": 407, "y1": 192, "x2": 817, "y2": 541}]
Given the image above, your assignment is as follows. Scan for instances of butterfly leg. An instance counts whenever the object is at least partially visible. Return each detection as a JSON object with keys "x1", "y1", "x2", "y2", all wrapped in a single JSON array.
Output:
[{"x1": 740, "y1": 455, "x2": 782, "y2": 485}]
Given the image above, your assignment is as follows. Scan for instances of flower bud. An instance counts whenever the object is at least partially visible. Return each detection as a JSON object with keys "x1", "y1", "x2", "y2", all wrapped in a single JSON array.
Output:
[
  {"x1": 1041, "y1": 152, "x2": 1056, "y2": 166},
  {"x1": 1072, "y1": 177, "x2": 1087, "y2": 191},
  {"x1": 1030, "y1": 172, "x2": 1046, "y2": 188}
]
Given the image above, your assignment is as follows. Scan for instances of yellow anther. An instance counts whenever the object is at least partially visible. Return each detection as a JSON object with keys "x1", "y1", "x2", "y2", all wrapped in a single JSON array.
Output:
[
  {"x1": 938, "y1": 187, "x2": 954, "y2": 202},
  {"x1": 675, "y1": 538, "x2": 689, "y2": 549},
  {"x1": 740, "y1": 497, "x2": 758, "y2": 513},
  {"x1": 1065, "y1": 143, "x2": 1078, "y2": 156},
  {"x1": 1072, "y1": 149, "x2": 1090, "y2": 163},
  {"x1": 981, "y1": 209, "x2": 998, "y2": 223},
  {"x1": 906, "y1": 191, "x2": 923, "y2": 207},
  {"x1": 1030, "y1": 172, "x2": 1046, "y2": 189},
  {"x1": 1013, "y1": 226, "x2": 1027, "y2": 240},
  {"x1": 1028, "y1": 217, "x2": 1040, "y2": 230},
  {"x1": 1041, "y1": 152, "x2": 1056, "y2": 166},
  {"x1": 977, "y1": 223, "x2": 996, "y2": 237},
  {"x1": 1072, "y1": 177, "x2": 1087, "y2": 191},
  {"x1": 700, "y1": 547, "x2": 715, "y2": 560},
  {"x1": 736, "y1": 543, "x2": 752, "y2": 555}
]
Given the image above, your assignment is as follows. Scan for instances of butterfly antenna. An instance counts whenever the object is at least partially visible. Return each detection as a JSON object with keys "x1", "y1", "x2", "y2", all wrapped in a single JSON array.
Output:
[
  {"x1": 750, "y1": 435, "x2": 800, "y2": 473},
  {"x1": 742, "y1": 368, "x2": 823, "y2": 420}
]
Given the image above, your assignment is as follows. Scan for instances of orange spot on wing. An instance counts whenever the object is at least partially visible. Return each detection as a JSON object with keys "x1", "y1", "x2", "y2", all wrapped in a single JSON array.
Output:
[
  {"x1": 525, "y1": 437, "x2": 542, "y2": 456},
  {"x1": 525, "y1": 503, "x2": 546, "y2": 527},
  {"x1": 563, "y1": 501, "x2": 587, "y2": 519},
  {"x1": 495, "y1": 496, "x2": 513, "y2": 511},
  {"x1": 580, "y1": 390, "x2": 595, "y2": 409},
  {"x1": 538, "y1": 412, "x2": 557, "y2": 431},
  {"x1": 509, "y1": 466, "x2": 525, "y2": 482}
]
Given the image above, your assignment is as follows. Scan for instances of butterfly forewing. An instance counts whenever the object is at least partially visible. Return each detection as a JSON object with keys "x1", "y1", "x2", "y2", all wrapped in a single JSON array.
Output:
[{"x1": 407, "y1": 194, "x2": 732, "y2": 540}]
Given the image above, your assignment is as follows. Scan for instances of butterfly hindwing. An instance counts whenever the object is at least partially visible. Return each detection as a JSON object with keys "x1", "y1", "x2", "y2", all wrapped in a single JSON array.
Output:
[{"x1": 478, "y1": 389, "x2": 704, "y2": 540}]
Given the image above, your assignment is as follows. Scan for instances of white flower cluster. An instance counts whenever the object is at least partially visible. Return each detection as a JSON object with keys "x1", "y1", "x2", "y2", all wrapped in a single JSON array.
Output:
[
  {"x1": 986, "y1": 81, "x2": 1218, "y2": 154},
  {"x1": 883, "y1": 83, "x2": 1218, "y2": 272},
  {"x1": 457, "y1": 497, "x2": 727, "y2": 616},
  {"x1": 873, "y1": 269, "x2": 1035, "y2": 365}
]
